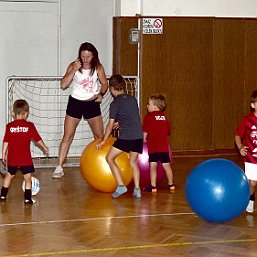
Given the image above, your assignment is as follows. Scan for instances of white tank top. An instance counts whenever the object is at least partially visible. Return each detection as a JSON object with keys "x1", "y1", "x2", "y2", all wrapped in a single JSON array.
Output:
[{"x1": 71, "y1": 69, "x2": 99, "y2": 101}]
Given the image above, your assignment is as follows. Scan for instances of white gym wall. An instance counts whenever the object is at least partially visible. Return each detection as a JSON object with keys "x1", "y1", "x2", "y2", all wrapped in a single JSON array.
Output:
[
  {"x1": 60, "y1": 0, "x2": 113, "y2": 75},
  {"x1": 118, "y1": 0, "x2": 257, "y2": 17},
  {"x1": 0, "y1": 1, "x2": 59, "y2": 145},
  {"x1": 0, "y1": 0, "x2": 114, "y2": 148}
]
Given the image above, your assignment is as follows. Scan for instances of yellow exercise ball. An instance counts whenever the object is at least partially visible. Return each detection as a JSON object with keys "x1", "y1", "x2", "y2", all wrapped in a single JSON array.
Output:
[{"x1": 80, "y1": 137, "x2": 133, "y2": 193}]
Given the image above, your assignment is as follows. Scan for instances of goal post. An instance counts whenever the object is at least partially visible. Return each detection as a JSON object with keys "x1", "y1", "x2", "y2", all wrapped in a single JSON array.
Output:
[{"x1": 6, "y1": 75, "x2": 139, "y2": 168}]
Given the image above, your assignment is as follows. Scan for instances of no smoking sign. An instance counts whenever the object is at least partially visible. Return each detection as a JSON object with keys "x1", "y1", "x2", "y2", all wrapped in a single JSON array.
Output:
[{"x1": 143, "y1": 18, "x2": 163, "y2": 34}]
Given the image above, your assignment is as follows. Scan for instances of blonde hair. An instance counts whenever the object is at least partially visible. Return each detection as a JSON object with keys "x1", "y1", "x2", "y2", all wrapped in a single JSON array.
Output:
[{"x1": 149, "y1": 93, "x2": 167, "y2": 111}]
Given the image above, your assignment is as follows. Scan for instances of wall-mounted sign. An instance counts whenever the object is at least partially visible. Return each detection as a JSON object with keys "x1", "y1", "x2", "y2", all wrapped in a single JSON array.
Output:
[{"x1": 142, "y1": 18, "x2": 163, "y2": 34}]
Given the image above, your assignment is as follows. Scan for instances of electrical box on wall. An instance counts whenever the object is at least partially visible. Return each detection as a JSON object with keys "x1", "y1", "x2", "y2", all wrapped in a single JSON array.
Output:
[{"x1": 130, "y1": 28, "x2": 140, "y2": 44}]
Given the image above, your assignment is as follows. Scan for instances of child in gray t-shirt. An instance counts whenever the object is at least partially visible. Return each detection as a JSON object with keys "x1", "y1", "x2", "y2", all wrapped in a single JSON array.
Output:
[{"x1": 96, "y1": 74, "x2": 143, "y2": 198}]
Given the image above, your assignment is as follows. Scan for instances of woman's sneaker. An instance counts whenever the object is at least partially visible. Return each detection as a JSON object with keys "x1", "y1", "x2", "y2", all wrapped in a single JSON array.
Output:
[{"x1": 52, "y1": 166, "x2": 64, "y2": 179}]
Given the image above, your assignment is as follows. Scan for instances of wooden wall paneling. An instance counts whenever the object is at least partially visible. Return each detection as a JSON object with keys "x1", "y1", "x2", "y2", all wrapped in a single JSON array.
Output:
[
  {"x1": 244, "y1": 19, "x2": 257, "y2": 113},
  {"x1": 140, "y1": 17, "x2": 213, "y2": 151},
  {"x1": 213, "y1": 19, "x2": 245, "y2": 149},
  {"x1": 113, "y1": 17, "x2": 138, "y2": 75},
  {"x1": 113, "y1": 17, "x2": 257, "y2": 152}
]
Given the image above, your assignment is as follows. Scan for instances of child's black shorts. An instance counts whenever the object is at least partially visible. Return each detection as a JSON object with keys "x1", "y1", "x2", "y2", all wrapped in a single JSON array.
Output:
[
  {"x1": 149, "y1": 152, "x2": 171, "y2": 163},
  {"x1": 7, "y1": 165, "x2": 35, "y2": 175},
  {"x1": 113, "y1": 138, "x2": 143, "y2": 154}
]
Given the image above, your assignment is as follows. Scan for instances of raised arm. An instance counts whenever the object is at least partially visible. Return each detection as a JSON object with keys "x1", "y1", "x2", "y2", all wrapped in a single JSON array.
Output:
[{"x1": 60, "y1": 59, "x2": 81, "y2": 89}]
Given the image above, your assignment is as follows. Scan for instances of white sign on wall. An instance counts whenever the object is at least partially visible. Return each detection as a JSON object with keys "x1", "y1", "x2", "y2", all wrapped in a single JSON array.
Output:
[{"x1": 142, "y1": 18, "x2": 163, "y2": 34}]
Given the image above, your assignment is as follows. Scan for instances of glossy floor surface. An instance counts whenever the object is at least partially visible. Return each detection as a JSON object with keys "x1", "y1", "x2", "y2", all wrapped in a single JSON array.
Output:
[{"x1": 0, "y1": 154, "x2": 256, "y2": 257}]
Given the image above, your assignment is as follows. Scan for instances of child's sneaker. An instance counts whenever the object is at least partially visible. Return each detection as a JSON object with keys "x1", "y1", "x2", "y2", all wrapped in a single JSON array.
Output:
[
  {"x1": 24, "y1": 199, "x2": 37, "y2": 204},
  {"x1": 168, "y1": 184, "x2": 176, "y2": 192},
  {"x1": 52, "y1": 166, "x2": 64, "y2": 179},
  {"x1": 0, "y1": 196, "x2": 6, "y2": 201},
  {"x1": 246, "y1": 200, "x2": 254, "y2": 213},
  {"x1": 144, "y1": 185, "x2": 157, "y2": 193},
  {"x1": 112, "y1": 185, "x2": 127, "y2": 198},
  {"x1": 133, "y1": 188, "x2": 141, "y2": 198}
]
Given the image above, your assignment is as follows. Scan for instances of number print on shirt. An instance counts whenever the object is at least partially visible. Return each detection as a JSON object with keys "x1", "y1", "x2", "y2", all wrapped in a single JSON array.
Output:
[{"x1": 155, "y1": 115, "x2": 166, "y2": 121}]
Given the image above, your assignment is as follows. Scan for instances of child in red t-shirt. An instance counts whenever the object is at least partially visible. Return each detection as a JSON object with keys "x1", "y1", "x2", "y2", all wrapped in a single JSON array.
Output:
[
  {"x1": 143, "y1": 93, "x2": 175, "y2": 193},
  {"x1": 0, "y1": 99, "x2": 48, "y2": 204},
  {"x1": 235, "y1": 89, "x2": 257, "y2": 213}
]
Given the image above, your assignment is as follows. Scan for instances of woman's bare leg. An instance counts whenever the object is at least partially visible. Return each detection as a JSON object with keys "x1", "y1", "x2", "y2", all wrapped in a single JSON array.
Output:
[
  {"x1": 58, "y1": 115, "x2": 80, "y2": 166},
  {"x1": 52, "y1": 115, "x2": 80, "y2": 178},
  {"x1": 87, "y1": 115, "x2": 104, "y2": 139}
]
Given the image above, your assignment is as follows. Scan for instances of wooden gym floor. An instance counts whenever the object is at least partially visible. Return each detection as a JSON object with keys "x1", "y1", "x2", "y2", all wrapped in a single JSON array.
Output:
[{"x1": 0, "y1": 154, "x2": 256, "y2": 257}]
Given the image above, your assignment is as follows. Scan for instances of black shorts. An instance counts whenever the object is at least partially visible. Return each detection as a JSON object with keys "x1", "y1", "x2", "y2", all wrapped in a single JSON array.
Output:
[
  {"x1": 7, "y1": 165, "x2": 35, "y2": 175},
  {"x1": 149, "y1": 152, "x2": 171, "y2": 163},
  {"x1": 66, "y1": 96, "x2": 101, "y2": 119},
  {"x1": 113, "y1": 138, "x2": 143, "y2": 154}
]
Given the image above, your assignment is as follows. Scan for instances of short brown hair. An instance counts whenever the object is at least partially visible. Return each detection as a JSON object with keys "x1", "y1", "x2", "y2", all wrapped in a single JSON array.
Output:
[
  {"x1": 149, "y1": 93, "x2": 167, "y2": 111},
  {"x1": 251, "y1": 90, "x2": 257, "y2": 103},
  {"x1": 13, "y1": 99, "x2": 29, "y2": 115},
  {"x1": 109, "y1": 74, "x2": 126, "y2": 91}
]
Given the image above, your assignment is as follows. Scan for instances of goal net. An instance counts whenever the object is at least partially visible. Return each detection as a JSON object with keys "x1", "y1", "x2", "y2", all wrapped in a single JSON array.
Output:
[{"x1": 6, "y1": 76, "x2": 139, "y2": 168}]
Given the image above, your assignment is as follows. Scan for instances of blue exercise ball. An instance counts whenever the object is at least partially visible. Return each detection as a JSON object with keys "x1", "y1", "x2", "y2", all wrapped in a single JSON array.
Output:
[{"x1": 185, "y1": 158, "x2": 250, "y2": 223}]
